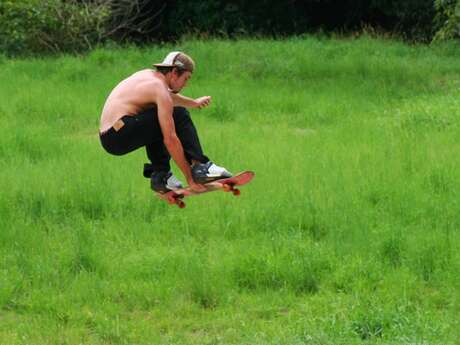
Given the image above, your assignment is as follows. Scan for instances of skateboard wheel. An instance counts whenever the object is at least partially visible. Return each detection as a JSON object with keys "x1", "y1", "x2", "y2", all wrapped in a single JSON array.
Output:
[{"x1": 233, "y1": 189, "x2": 241, "y2": 196}]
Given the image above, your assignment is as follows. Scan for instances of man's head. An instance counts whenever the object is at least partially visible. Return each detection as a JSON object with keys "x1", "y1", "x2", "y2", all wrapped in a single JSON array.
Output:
[{"x1": 154, "y1": 51, "x2": 195, "y2": 93}]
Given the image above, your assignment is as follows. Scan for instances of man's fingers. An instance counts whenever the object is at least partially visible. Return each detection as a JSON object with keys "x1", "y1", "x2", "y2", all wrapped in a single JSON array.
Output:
[
  {"x1": 199, "y1": 101, "x2": 209, "y2": 108},
  {"x1": 202, "y1": 97, "x2": 211, "y2": 106},
  {"x1": 195, "y1": 96, "x2": 211, "y2": 109}
]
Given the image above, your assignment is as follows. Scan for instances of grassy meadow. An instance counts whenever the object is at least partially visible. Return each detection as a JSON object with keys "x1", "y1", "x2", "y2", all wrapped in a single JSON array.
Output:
[{"x1": 0, "y1": 36, "x2": 459, "y2": 344}]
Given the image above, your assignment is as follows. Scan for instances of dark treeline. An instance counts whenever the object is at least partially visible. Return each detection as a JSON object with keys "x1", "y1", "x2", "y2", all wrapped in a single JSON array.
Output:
[
  {"x1": 136, "y1": 0, "x2": 436, "y2": 42},
  {"x1": 0, "y1": 0, "x2": 458, "y2": 56}
]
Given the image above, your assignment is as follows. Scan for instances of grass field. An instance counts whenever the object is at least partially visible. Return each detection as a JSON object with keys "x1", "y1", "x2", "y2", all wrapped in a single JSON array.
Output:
[{"x1": 0, "y1": 36, "x2": 459, "y2": 344}]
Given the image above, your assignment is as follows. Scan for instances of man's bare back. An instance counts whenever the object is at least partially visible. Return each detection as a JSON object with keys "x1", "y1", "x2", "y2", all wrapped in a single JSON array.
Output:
[{"x1": 99, "y1": 69, "x2": 162, "y2": 133}]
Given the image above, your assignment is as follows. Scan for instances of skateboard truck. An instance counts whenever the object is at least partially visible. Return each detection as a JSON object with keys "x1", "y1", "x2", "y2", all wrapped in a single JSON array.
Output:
[
  {"x1": 168, "y1": 193, "x2": 186, "y2": 208},
  {"x1": 175, "y1": 198, "x2": 186, "y2": 208},
  {"x1": 222, "y1": 182, "x2": 241, "y2": 196}
]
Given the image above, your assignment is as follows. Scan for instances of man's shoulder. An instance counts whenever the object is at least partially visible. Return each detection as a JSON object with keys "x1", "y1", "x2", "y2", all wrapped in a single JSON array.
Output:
[
  {"x1": 132, "y1": 71, "x2": 165, "y2": 92},
  {"x1": 130, "y1": 71, "x2": 171, "y2": 106},
  {"x1": 132, "y1": 69, "x2": 160, "y2": 83}
]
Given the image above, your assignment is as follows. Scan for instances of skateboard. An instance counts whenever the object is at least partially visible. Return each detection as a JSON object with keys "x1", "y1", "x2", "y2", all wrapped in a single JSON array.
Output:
[{"x1": 156, "y1": 171, "x2": 255, "y2": 208}]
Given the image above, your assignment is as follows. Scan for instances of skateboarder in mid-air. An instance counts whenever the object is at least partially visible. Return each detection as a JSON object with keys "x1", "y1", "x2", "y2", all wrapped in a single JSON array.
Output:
[{"x1": 99, "y1": 51, "x2": 232, "y2": 193}]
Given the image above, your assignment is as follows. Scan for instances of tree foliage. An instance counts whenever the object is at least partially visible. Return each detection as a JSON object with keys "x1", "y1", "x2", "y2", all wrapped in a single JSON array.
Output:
[
  {"x1": 0, "y1": 0, "x2": 110, "y2": 55},
  {"x1": 434, "y1": 0, "x2": 460, "y2": 40}
]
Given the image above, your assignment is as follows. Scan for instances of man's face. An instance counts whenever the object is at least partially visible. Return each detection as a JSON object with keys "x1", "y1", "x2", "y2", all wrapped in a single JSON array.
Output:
[{"x1": 169, "y1": 69, "x2": 192, "y2": 93}]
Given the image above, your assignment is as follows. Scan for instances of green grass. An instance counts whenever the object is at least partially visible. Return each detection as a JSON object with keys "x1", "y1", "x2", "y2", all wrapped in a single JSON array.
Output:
[{"x1": 1, "y1": 36, "x2": 460, "y2": 344}]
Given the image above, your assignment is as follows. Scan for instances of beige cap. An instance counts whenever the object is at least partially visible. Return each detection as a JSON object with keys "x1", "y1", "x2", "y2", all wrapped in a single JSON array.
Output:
[{"x1": 153, "y1": 51, "x2": 195, "y2": 72}]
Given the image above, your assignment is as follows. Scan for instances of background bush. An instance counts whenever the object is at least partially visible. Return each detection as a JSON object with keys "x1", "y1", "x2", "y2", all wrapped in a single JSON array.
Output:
[
  {"x1": 0, "y1": 0, "x2": 110, "y2": 55},
  {"x1": 434, "y1": 0, "x2": 460, "y2": 40}
]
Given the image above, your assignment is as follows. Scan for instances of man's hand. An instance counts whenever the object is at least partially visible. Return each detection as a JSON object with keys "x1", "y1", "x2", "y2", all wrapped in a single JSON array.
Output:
[
  {"x1": 188, "y1": 180, "x2": 206, "y2": 193},
  {"x1": 195, "y1": 96, "x2": 211, "y2": 109}
]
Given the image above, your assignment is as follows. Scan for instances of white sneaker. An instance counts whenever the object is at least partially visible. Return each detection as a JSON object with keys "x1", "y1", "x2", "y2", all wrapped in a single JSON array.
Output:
[
  {"x1": 192, "y1": 161, "x2": 232, "y2": 183},
  {"x1": 208, "y1": 162, "x2": 232, "y2": 178},
  {"x1": 166, "y1": 172, "x2": 183, "y2": 190},
  {"x1": 151, "y1": 171, "x2": 183, "y2": 192}
]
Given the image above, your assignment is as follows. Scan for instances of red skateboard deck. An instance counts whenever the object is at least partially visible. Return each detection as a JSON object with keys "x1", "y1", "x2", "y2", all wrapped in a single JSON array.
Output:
[{"x1": 157, "y1": 171, "x2": 255, "y2": 208}]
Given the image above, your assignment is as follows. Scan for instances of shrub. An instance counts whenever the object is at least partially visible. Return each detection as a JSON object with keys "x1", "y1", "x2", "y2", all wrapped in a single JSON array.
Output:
[
  {"x1": 0, "y1": 0, "x2": 110, "y2": 56},
  {"x1": 434, "y1": 0, "x2": 460, "y2": 40}
]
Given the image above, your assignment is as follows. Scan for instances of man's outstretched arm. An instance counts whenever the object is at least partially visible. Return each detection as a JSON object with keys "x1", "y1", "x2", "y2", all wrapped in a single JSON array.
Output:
[{"x1": 170, "y1": 93, "x2": 212, "y2": 109}]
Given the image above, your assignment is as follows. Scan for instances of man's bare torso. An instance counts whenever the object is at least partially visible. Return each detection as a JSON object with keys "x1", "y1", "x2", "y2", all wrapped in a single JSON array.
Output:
[{"x1": 100, "y1": 69, "x2": 163, "y2": 132}]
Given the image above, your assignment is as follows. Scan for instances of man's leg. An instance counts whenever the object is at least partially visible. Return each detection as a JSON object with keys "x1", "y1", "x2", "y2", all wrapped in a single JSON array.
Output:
[
  {"x1": 100, "y1": 106, "x2": 229, "y2": 189},
  {"x1": 170, "y1": 108, "x2": 232, "y2": 183},
  {"x1": 171, "y1": 107, "x2": 210, "y2": 164},
  {"x1": 143, "y1": 106, "x2": 202, "y2": 178},
  {"x1": 147, "y1": 106, "x2": 234, "y2": 189},
  {"x1": 145, "y1": 106, "x2": 209, "y2": 192},
  {"x1": 144, "y1": 141, "x2": 171, "y2": 176},
  {"x1": 98, "y1": 107, "x2": 172, "y2": 180}
]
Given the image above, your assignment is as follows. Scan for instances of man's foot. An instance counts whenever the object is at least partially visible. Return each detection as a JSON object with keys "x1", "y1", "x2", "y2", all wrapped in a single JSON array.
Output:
[
  {"x1": 151, "y1": 171, "x2": 183, "y2": 193},
  {"x1": 192, "y1": 161, "x2": 232, "y2": 184}
]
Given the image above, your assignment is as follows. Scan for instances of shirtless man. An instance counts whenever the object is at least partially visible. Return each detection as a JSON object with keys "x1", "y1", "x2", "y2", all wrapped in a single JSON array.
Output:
[{"x1": 99, "y1": 51, "x2": 232, "y2": 193}]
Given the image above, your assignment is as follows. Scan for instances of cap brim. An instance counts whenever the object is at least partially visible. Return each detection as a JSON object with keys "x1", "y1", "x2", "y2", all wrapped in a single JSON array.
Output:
[{"x1": 153, "y1": 63, "x2": 175, "y2": 67}]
